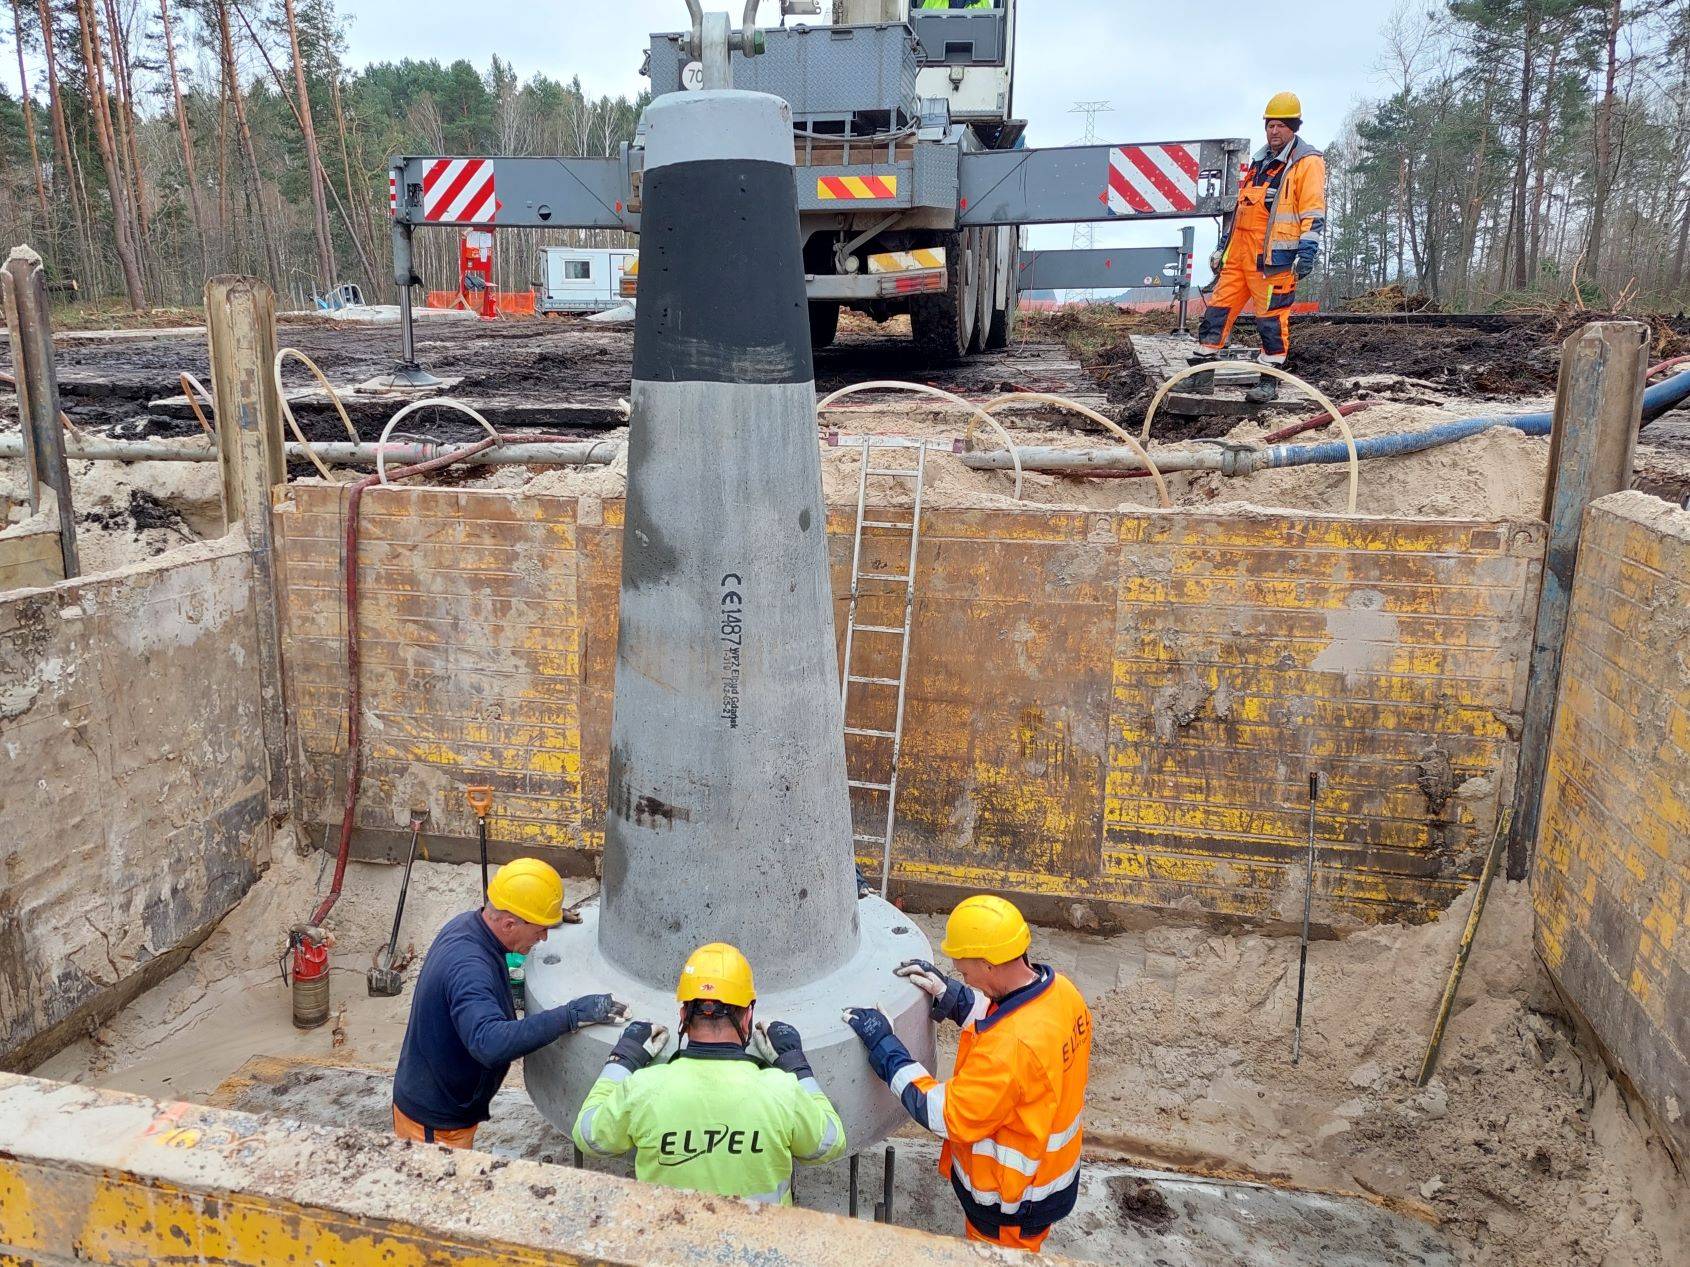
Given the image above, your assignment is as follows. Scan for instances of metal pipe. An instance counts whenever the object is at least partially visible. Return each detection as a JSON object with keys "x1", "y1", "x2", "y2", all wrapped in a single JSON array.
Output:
[
  {"x1": 960, "y1": 444, "x2": 1228, "y2": 474},
  {"x1": 0, "y1": 435, "x2": 621, "y2": 467}
]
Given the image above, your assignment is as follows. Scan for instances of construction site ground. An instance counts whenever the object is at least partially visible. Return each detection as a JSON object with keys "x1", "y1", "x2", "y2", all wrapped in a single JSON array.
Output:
[
  {"x1": 33, "y1": 824, "x2": 1686, "y2": 1265},
  {"x1": 5, "y1": 308, "x2": 1689, "y2": 578}
]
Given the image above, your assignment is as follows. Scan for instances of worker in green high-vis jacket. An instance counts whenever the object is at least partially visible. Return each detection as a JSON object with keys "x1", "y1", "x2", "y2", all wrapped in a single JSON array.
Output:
[{"x1": 571, "y1": 943, "x2": 848, "y2": 1204}]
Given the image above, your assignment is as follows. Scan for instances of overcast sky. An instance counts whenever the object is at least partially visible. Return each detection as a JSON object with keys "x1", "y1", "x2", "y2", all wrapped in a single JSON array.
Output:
[
  {"x1": 4, "y1": 0, "x2": 1401, "y2": 258},
  {"x1": 330, "y1": 0, "x2": 1396, "y2": 256}
]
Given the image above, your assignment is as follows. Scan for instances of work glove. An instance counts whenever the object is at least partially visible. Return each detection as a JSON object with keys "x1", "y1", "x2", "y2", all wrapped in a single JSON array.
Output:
[
  {"x1": 750, "y1": 1021, "x2": 814, "y2": 1079},
  {"x1": 1294, "y1": 239, "x2": 1319, "y2": 279},
  {"x1": 843, "y1": 1007, "x2": 912, "y2": 1084},
  {"x1": 560, "y1": 993, "x2": 629, "y2": 1032},
  {"x1": 607, "y1": 1020, "x2": 669, "y2": 1071},
  {"x1": 895, "y1": 958, "x2": 970, "y2": 1026},
  {"x1": 843, "y1": 1006, "x2": 893, "y2": 1048},
  {"x1": 1209, "y1": 249, "x2": 1225, "y2": 274}
]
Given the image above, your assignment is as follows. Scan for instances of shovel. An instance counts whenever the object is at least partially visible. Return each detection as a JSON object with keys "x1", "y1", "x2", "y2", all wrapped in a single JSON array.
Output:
[{"x1": 368, "y1": 807, "x2": 428, "y2": 997}]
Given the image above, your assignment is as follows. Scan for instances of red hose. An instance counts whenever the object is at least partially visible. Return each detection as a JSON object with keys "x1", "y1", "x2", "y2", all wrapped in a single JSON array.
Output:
[
  {"x1": 307, "y1": 432, "x2": 588, "y2": 926},
  {"x1": 1648, "y1": 354, "x2": 1690, "y2": 380},
  {"x1": 1261, "y1": 400, "x2": 1373, "y2": 443}
]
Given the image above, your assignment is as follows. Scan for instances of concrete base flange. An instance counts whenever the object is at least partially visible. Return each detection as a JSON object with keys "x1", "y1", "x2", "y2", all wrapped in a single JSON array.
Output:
[{"x1": 524, "y1": 896, "x2": 937, "y2": 1152}]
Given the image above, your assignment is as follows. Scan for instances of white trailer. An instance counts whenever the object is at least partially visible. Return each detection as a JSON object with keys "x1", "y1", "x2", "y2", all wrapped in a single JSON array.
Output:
[{"x1": 537, "y1": 248, "x2": 639, "y2": 314}]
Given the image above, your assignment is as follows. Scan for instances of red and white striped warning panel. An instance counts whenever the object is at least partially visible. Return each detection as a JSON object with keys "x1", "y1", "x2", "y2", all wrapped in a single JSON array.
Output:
[
  {"x1": 1106, "y1": 144, "x2": 1198, "y2": 216},
  {"x1": 422, "y1": 159, "x2": 498, "y2": 223},
  {"x1": 388, "y1": 173, "x2": 398, "y2": 219}
]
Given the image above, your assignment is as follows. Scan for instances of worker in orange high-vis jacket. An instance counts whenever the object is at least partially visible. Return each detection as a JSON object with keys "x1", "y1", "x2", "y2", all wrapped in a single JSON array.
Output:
[
  {"x1": 845, "y1": 895, "x2": 1092, "y2": 1253},
  {"x1": 1192, "y1": 91, "x2": 1326, "y2": 404}
]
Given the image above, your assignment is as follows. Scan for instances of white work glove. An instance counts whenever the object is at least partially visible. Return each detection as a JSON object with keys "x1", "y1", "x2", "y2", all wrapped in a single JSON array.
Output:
[
  {"x1": 896, "y1": 958, "x2": 972, "y2": 1026},
  {"x1": 1209, "y1": 249, "x2": 1225, "y2": 273},
  {"x1": 748, "y1": 1023, "x2": 779, "y2": 1065},
  {"x1": 893, "y1": 959, "x2": 948, "y2": 1000}
]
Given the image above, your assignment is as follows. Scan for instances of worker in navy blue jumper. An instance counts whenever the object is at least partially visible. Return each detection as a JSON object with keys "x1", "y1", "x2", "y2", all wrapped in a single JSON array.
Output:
[{"x1": 392, "y1": 856, "x2": 627, "y2": 1147}]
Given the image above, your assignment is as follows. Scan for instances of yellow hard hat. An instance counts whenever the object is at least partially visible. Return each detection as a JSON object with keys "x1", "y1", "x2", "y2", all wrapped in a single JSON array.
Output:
[
  {"x1": 676, "y1": 942, "x2": 756, "y2": 1008},
  {"x1": 486, "y1": 857, "x2": 566, "y2": 927},
  {"x1": 940, "y1": 895, "x2": 1032, "y2": 964},
  {"x1": 1264, "y1": 92, "x2": 1303, "y2": 122}
]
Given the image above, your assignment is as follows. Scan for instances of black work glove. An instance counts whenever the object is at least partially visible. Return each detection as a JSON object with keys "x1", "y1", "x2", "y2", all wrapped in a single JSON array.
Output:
[
  {"x1": 607, "y1": 1020, "x2": 669, "y2": 1071},
  {"x1": 753, "y1": 1020, "x2": 814, "y2": 1080},
  {"x1": 560, "y1": 993, "x2": 628, "y2": 1032}
]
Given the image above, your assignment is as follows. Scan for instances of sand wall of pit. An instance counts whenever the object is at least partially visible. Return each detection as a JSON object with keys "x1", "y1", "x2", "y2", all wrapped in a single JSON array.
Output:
[
  {"x1": 1533, "y1": 491, "x2": 1690, "y2": 1167},
  {"x1": 275, "y1": 484, "x2": 1546, "y2": 927},
  {"x1": 0, "y1": 539, "x2": 272, "y2": 1069}
]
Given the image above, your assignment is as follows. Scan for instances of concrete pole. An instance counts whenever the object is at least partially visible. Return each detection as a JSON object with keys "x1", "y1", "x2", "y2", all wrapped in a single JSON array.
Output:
[
  {"x1": 204, "y1": 276, "x2": 290, "y2": 814},
  {"x1": 1508, "y1": 320, "x2": 1647, "y2": 879},
  {"x1": 524, "y1": 87, "x2": 934, "y2": 1153},
  {"x1": 2, "y1": 246, "x2": 79, "y2": 577},
  {"x1": 600, "y1": 90, "x2": 858, "y2": 988}
]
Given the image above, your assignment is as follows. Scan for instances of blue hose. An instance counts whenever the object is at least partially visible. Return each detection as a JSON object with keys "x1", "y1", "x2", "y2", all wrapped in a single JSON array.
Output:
[{"x1": 1263, "y1": 369, "x2": 1690, "y2": 470}]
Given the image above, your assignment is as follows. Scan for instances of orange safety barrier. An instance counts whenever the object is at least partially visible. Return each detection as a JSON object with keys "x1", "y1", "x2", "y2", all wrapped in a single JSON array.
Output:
[{"x1": 423, "y1": 290, "x2": 538, "y2": 317}]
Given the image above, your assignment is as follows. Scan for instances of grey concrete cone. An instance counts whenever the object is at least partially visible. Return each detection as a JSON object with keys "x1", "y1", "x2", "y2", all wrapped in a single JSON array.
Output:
[{"x1": 525, "y1": 88, "x2": 936, "y2": 1157}]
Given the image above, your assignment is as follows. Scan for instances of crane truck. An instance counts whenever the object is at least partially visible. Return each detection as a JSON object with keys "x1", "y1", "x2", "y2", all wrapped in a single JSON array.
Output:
[{"x1": 385, "y1": 1, "x2": 1248, "y2": 381}]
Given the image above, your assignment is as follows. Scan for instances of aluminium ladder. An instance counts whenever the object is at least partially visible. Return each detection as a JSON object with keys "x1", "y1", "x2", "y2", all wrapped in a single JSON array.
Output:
[{"x1": 839, "y1": 438, "x2": 929, "y2": 897}]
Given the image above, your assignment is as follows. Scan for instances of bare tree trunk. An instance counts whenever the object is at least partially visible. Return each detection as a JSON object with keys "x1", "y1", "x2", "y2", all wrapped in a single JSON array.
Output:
[
  {"x1": 1586, "y1": 0, "x2": 1622, "y2": 283},
  {"x1": 9, "y1": 0, "x2": 54, "y2": 236},
  {"x1": 73, "y1": 0, "x2": 147, "y2": 307},
  {"x1": 213, "y1": 0, "x2": 282, "y2": 285},
  {"x1": 1672, "y1": 183, "x2": 1690, "y2": 296},
  {"x1": 330, "y1": 67, "x2": 383, "y2": 291},
  {"x1": 1509, "y1": 12, "x2": 1536, "y2": 291},
  {"x1": 36, "y1": 0, "x2": 91, "y2": 278},
  {"x1": 1458, "y1": 105, "x2": 1492, "y2": 306},
  {"x1": 158, "y1": 0, "x2": 209, "y2": 279},
  {"x1": 228, "y1": 0, "x2": 376, "y2": 287},
  {"x1": 281, "y1": 0, "x2": 337, "y2": 288},
  {"x1": 102, "y1": 0, "x2": 150, "y2": 272},
  {"x1": 216, "y1": 66, "x2": 232, "y2": 259},
  {"x1": 1528, "y1": 37, "x2": 1561, "y2": 280}
]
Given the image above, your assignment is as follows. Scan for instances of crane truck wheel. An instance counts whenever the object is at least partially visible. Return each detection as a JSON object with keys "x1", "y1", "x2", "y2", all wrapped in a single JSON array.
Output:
[
  {"x1": 972, "y1": 227, "x2": 998, "y2": 354},
  {"x1": 911, "y1": 230, "x2": 977, "y2": 361},
  {"x1": 809, "y1": 303, "x2": 840, "y2": 350},
  {"x1": 986, "y1": 230, "x2": 1020, "y2": 350}
]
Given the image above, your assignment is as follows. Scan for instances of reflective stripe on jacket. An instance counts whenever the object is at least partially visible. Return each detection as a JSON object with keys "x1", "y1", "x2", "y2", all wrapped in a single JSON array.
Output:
[
  {"x1": 886, "y1": 966, "x2": 1093, "y2": 1233},
  {"x1": 571, "y1": 1044, "x2": 847, "y2": 1204},
  {"x1": 1225, "y1": 137, "x2": 1326, "y2": 274}
]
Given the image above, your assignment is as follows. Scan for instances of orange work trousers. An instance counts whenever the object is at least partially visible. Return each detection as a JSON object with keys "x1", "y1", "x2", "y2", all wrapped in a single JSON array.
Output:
[
  {"x1": 393, "y1": 1103, "x2": 479, "y2": 1149},
  {"x1": 1197, "y1": 248, "x2": 1298, "y2": 366},
  {"x1": 965, "y1": 1219, "x2": 1051, "y2": 1253}
]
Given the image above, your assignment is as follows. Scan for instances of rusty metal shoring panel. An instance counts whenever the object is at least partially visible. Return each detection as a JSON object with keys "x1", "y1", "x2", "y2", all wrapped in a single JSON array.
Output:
[{"x1": 839, "y1": 439, "x2": 928, "y2": 896}]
